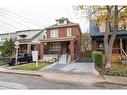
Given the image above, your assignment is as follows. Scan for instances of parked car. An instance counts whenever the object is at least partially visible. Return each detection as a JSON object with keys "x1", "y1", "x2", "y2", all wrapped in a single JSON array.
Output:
[{"x1": 5, "y1": 53, "x2": 33, "y2": 66}]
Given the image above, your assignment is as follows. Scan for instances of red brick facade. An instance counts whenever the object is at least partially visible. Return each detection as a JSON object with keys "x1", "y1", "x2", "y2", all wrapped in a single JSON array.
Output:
[
  {"x1": 46, "y1": 26, "x2": 80, "y2": 38},
  {"x1": 40, "y1": 18, "x2": 82, "y2": 63}
]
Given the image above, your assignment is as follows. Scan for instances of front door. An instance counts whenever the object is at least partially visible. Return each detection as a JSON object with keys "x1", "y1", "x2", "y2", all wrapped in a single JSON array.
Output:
[
  {"x1": 66, "y1": 43, "x2": 70, "y2": 54},
  {"x1": 123, "y1": 40, "x2": 126, "y2": 52}
]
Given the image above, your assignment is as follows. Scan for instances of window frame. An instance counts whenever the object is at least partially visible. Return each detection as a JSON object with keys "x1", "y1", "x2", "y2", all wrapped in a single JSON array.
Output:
[
  {"x1": 59, "y1": 20, "x2": 64, "y2": 24},
  {"x1": 50, "y1": 43, "x2": 61, "y2": 51},
  {"x1": 50, "y1": 29, "x2": 58, "y2": 38},
  {"x1": 67, "y1": 28, "x2": 72, "y2": 37}
]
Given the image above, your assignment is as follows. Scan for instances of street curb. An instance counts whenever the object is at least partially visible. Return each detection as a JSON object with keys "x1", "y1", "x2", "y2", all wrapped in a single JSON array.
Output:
[
  {"x1": 1, "y1": 68, "x2": 127, "y2": 86},
  {"x1": 0, "y1": 70, "x2": 42, "y2": 77}
]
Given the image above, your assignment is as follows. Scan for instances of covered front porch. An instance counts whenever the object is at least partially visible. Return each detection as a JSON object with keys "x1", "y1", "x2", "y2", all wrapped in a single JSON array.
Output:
[
  {"x1": 40, "y1": 37, "x2": 79, "y2": 63},
  {"x1": 18, "y1": 42, "x2": 40, "y2": 55},
  {"x1": 92, "y1": 37, "x2": 127, "y2": 63}
]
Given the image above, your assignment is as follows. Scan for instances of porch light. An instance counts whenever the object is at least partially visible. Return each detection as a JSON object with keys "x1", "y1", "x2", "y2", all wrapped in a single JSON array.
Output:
[{"x1": 44, "y1": 42, "x2": 47, "y2": 45}]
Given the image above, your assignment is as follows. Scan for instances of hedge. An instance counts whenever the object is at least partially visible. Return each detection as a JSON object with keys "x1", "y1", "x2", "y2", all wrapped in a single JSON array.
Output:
[{"x1": 92, "y1": 51, "x2": 103, "y2": 68}]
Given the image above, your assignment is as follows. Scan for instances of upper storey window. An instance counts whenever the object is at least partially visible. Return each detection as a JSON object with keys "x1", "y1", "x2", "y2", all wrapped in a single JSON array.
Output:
[
  {"x1": 67, "y1": 28, "x2": 72, "y2": 36},
  {"x1": 56, "y1": 18, "x2": 68, "y2": 25},
  {"x1": 59, "y1": 20, "x2": 64, "y2": 24},
  {"x1": 19, "y1": 34, "x2": 27, "y2": 39},
  {"x1": 50, "y1": 29, "x2": 58, "y2": 37}
]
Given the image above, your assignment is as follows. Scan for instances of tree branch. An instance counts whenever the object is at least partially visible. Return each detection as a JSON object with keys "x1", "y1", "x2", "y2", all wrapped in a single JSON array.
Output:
[{"x1": 118, "y1": 6, "x2": 127, "y2": 12}]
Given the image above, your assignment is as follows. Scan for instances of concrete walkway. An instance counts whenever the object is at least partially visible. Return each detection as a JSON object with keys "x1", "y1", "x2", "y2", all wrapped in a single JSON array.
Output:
[
  {"x1": 0, "y1": 65, "x2": 127, "y2": 85},
  {"x1": 41, "y1": 62, "x2": 99, "y2": 75}
]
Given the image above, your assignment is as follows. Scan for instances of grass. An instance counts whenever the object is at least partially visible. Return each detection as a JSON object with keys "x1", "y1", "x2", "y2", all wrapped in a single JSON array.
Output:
[
  {"x1": 0, "y1": 60, "x2": 6, "y2": 66},
  {"x1": 13, "y1": 63, "x2": 50, "y2": 71}
]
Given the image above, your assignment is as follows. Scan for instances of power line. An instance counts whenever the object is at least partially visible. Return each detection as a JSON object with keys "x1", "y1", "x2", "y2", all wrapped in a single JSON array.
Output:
[
  {"x1": 66, "y1": 6, "x2": 73, "y2": 21},
  {"x1": 0, "y1": 13, "x2": 32, "y2": 28},
  {"x1": 0, "y1": 8, "x2": 43, "y2": 27},
  {"x1": 0, "y1": 19, "x2": 20, "y2": 30},
  {"x1": 0, "y1": 24, "x2": 15, "y2": 31}
]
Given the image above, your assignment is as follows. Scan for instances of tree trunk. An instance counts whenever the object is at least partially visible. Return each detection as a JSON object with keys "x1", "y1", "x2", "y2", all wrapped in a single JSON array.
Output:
[
  {"x1": 104, "y1": 6, "x2": 111, "y2": 67},
  {"x1": 105, "y1": 6, "x2": 118, "y2": 68}
]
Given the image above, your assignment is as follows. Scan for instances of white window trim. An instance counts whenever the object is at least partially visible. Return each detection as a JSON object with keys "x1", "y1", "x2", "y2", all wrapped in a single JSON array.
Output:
[
  {"x1": 67, "y1": 28, "x2": 72, "y2": 36},
  {"x1": 50, "y1": 29, "x2": 58, "y2": 38}
]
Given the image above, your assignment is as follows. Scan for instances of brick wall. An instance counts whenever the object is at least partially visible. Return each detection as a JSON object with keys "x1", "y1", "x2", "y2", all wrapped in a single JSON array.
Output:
[{"x1": 46, "y1": 26, "x2": 79, "y2": 38}]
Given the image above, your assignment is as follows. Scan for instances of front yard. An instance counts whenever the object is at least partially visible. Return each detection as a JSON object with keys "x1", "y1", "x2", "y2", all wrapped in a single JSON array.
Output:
[
  {"x1": 103, "y1": 63, "x2": 127, "y2": 77},
  {"x1": 12, "y1": 63, "x2": 50, "y2": 71},
  {"x1": 0, "y1": 60, "x2": 6, "y2": 66}
]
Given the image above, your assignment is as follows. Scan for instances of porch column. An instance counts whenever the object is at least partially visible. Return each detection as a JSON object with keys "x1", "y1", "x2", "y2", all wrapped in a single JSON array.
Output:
[
  {"x1": 27, "y1": 44, "x2": 31, "y2": 53},
  {"x1": 70, "y1": 40, "x2": 74, "y2": 63},
  {"x1": 125, "y1": 40, "x2": 127, "y2": 53},
  {"x1": 40, "y1": 42, "x2": 44, "y2": 61}
]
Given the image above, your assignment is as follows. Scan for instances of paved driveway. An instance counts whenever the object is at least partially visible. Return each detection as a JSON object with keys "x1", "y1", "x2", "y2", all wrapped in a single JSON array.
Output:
[{"x1": 41, "y1": 62, "x2": 99, "y2": 75}]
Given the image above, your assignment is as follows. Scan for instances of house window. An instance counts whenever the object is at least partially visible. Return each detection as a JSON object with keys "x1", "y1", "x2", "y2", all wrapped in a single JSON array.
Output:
[
  {"x1": 99, "y1": 25, "x2": 105, "y2": 32},
  {"x1": 0, "y1": 37, "x2": 6, "y2": 41},
  {"x1": 99, "y1": 41, "x2": 104, "y2": 48},
  {"x1": 19, "y1": 34, "x2": 27, "y2": 38},
  {"x1": 50, "y1": 43, "x2": 61, "y2": 51},
  {"x1": 50, "y1": 29, "x2": 58, "y2": 37},
  {"x1": 67, "y1": 28, "x2": 72, "y2": 36},
  {"x1": 59, "y1": 20, "x2": 64, "y2": 24}
]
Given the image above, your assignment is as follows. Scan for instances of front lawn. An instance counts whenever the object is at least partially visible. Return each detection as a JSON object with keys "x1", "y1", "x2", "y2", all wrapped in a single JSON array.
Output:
[
  {"x1": 12, "y1": 63, "x2": 50, "y2": 71},
  {"x1": 0, "y1": 60, "x2": 6, "y2": 66}
]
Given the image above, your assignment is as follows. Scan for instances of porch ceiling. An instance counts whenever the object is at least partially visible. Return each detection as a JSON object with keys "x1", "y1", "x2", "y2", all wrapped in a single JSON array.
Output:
[{"x1": 40, "y1": 36, "x2": 76, "y2": 42}]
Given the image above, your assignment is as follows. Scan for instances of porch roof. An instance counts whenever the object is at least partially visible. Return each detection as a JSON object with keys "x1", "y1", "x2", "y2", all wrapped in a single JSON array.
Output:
[
  {"x1": 90, "y1": 20, "x2": 127, "y2": 38},
  {"x1": 40, "y1": 36, "x2": 76, "y2": 42}
]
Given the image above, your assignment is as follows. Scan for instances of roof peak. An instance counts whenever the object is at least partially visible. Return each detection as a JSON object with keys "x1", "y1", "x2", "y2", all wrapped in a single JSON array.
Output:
[{"x1": 55, "y1": 17, "x2": 68, "y2": 21}]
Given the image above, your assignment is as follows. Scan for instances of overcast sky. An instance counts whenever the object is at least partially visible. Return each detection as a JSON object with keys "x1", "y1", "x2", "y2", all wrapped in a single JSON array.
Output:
[
  {"x1": 0, "y1": 0, "x2": 90, "y2": 34},
  {"x1": 0, "y1": 0, "x2": 126, "y2": 34}
]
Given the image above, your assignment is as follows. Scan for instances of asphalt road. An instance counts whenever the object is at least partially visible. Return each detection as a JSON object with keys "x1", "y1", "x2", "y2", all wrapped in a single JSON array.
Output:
[
  {"x1": 0, "y1": 73, "x2": 127, "y2": 89},
  {"x1": 0, "y1": 73, "x2": 99, "y2": 89}
]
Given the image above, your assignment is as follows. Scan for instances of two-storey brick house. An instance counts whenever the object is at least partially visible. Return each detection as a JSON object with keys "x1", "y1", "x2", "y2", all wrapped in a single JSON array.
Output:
[{"x1": 40, "y1": 17, "x2": 82, "y2": 63}]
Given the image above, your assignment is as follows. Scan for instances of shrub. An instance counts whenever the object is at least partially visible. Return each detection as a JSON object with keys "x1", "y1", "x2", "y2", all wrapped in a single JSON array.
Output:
[{"x1": 92, "y1": 51, "x2": 103, "y2": 68}]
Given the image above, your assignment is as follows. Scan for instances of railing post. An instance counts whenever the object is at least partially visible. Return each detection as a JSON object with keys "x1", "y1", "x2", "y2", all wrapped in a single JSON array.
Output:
[{"x1": 120, "y1": 38, "x2": 123, "y2": 56}]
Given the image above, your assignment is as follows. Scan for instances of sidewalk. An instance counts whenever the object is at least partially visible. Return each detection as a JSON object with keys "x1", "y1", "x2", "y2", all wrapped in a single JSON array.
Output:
[{"x1": 0, "y1": 66, "x2": 127, "y2": 85}]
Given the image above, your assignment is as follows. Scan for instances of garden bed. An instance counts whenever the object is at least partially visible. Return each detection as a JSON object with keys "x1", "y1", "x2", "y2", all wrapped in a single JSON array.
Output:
[{"x1": 100, "y1": 63, "x2": 127, "y2": 77}]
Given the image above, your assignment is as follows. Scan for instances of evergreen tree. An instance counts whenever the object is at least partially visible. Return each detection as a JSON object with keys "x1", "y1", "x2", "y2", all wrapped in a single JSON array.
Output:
[{"x1": 1, "y1": 39, "x2": 15, "y2": 57}]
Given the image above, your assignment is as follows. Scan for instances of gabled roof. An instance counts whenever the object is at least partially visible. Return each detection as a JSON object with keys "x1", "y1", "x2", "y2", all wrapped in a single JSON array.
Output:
[
  {"x1": 45, "y1": 18, "x2": 82, "y2": 35},
  {"x1": 17, "y1": 29, "x2": 44, "y2": 43},
  {"x1": 45, "y1": 21, "x2": 79, "y2": 29},
  {"x1": 89, "y1": 20, "x2": 127, "y2": 38},
  {"x1": 0, "y1": 32, "x2": 16, "y2": 35},
  {"x1": 16, "y1": 29, "x2": 42, "y2": 33},
  {"x1": 55, "y1": 17, "x2": 68, "y2": 21}
]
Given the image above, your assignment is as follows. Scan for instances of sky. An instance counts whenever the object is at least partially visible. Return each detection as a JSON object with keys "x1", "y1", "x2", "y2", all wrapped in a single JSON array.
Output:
[
  {"x1": 0, "y1": 0, "x2": 126, "y2": 34},
  {"x1": 0, "y1": 0, "x2": 90, "y2": 34}
]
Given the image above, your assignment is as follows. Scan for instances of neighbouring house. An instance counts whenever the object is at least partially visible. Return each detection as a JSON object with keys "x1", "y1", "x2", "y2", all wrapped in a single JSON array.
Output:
[
  {"x1": 90, "y1": 18, "x2": 127, "y2": 62},
  {"x1": 39, "y1": 17, "x2": 82, "y2": 63},
  {"x1": 0, "y1": 32, "x2": 16, "y2": 48},
  {"x1": 16, "y1": 29, "x2": 45, "y2": 57}
]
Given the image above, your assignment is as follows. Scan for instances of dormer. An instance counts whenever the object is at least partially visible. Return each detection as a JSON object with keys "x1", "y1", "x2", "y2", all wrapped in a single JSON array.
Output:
[{"x1": 56, "y1": 17, "x2": 68, "y2": 25}]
